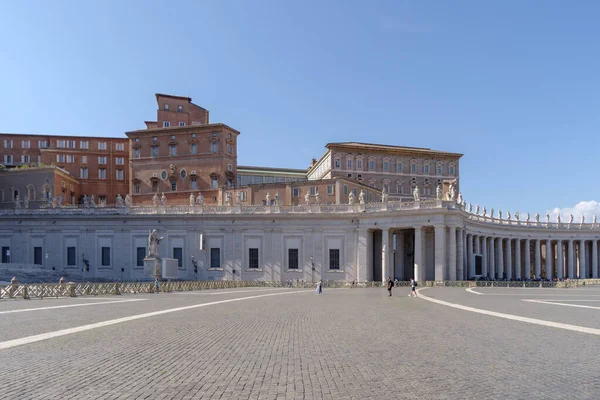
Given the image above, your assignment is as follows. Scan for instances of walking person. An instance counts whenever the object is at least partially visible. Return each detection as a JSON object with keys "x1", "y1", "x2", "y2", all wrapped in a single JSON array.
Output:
[
  {"x1": 387, "y1": 276, "x2": 394, "y2": 296},
  {"x1": 316, "y1": 279, "x2": 323, "y2": 294},
  {"x1": 154, "y1": 278, "x2": 160, "y2": 294},
  {"x1": 409, "y1": 278, "x2": 418, "y2": 297}
]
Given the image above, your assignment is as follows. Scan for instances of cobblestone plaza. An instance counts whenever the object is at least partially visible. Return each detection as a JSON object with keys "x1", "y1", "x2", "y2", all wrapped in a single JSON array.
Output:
[{"x1": 1, "y1": 286, "x2": 599, "y2": 399}]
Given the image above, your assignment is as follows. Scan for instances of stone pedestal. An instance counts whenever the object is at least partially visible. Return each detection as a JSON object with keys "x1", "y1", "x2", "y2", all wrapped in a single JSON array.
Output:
[{"x1": 144, "y1": 257, "x2": 162, "y2": 280}]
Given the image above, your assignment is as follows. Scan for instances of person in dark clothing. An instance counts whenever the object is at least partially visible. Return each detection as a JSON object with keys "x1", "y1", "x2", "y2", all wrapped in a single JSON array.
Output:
[{"x1": 387, "y1": 276, "x2": 394, "y2": 296}]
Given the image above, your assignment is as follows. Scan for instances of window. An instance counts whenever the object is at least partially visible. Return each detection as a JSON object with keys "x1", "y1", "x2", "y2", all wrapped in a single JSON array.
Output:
[
  {"x1": 210, "y1": 248, "x2": 221, "y2": 268},
  {"x1": 171, "y1": 135, "x2": 176, "y2": 140},
  {"x1": 329, "y1": 249, "x2": 340, "y2": 270},
  {"x1": 133, "y1": 183, "x2": 140, "y2": 194},
  {"x1": 134, "y1": 148, "x2": 141, "y2": 158},
  {"x1": 116, "y1": 157, "x2": 124, "y2": 165},
  {"x1": 248, "y1": 248, "x2": 259, "y2": 269},
  {"x1": 101, "y1": 247, "x2": 110, "y2": 266},
  {"x1": 436, "y1": 164, "x2": 442, "y2": 175},
  {"x1": 288, "y1": 249, "x2": 299, "y2": 269},
  {"x1": 179, "y1": 122, "x2": 186, "y2": 127},
  {"x1": 309, "y1": 186, "x2": 316, "y2": 196},
  {"x1": 353, "y1": 188, "x2": 358, "y2": 197},
  {"x1": 4, "y1": 155, "x2": 13, "y2": 164},
  {"x1": 1, "y1": 247, "x2": 9, "y2": 263},
  {"x1": 383, "y1": 183, "x2": 390, "y2": 193},
  {"x1": 211, "y1": 178, "x2": 218, "y2": 189},
  {"x1": 80, "y1": 141, "x2": 89, "y2": 149},
  {"x1": 80, "y1": 167, "x2": 88, "y2": 179},
  {"x1": 21, "y1": 155, "x2": 30, "y2": 163},
  {"x1": 293, "y1": 188, "x2": 300, "y2": 197},
  {"x1": 180, "y1": 170, "x2": 187, "y2": 179},
  {"x1": 151, "y1": 146, "x2": 159, "y2": 157},
  {"x1": 66, "y1": 155, "x2": 75, "y2": 163},
  {"x1": 98, "y1": 168, "x2": 107, "y2": 179},
  {"x1": 152, "y1": 181, "x2": 158, "y2": 192},
  {"x1": 136, "y1": 247, "x2": 145, "y2": 267},
  {"x1": 396, "y1": 162, "x2": 403, "y2": 173},
  {"x1": 34, "y1": 247, "x2": 43, "y2": 265},
  {"x1": 410, "y1": 163, "x2": 417, "y2": 173},
  {"x1": 397, "y1": 184, "x2": 403, "y2": 194},
  {"x1": 383, "y1": 161, "x2": 389, "y2": 171},
  {"x1": 56, "y1": 154, "x2": 65, "y2": 163},
  {"x1": 334, "y1": 159, "x2": 341, "y2": 169},
  {"x1": 191, "y1": 177, "x2": 197, "y2": 190},
  {"x1": 57, "y1": 140, "x2": 65, "y2": 148},
  {"x1": 116, "y1": 170, "x2": 124, "y2": 180},
  {"x1": 357, "y1": 159, "x2": 363, "y2": 170},
  {"x1": 67, "y1": 140, "x2": 75, "y2": 149},
  {"x1": 177, "y1": 105, "x2": 183, "y2": 112},
  {"x1": 170, "y1": 179, "x2": 177, "y2": 191},
  {"x1": 327, "y1": 185, "x2": 334, "y2": 195},
  {"x1": 173, "y1": 248, "x2": 183, "y2": 267},
  {"x1": 228, "y1": 144, "x2": 233, "y2": 154},
  {"x1": 38, "y1": 140, "x2": 48, "y2": 148},
  {"x1": 190, "y1": 143, "x2": 197, "y2": 154},
  {"x1": 368, "y1": 160, "x2": 375, "y2": 170},
  {"x1": 227, "y1": 178, "x2": 233, "y2": 188},
  {"x1": 98, "y1": 156, "x2": 107, "y2": 164},
  {"x1": 161, "y1": 171, "x2": 167, "y2": 180},
  {"x1": 347, "y1": 159, "x2": 353, "y2": 169},
  {"x1": 81, "y1": 155, "x2": 87, "y2": 163},
  {"x1": 191, "y1": 133, "x2": 196, "y2": 138},
  {"x1": 99, "y1": 195, "x2": 106, "y2": 204},
  {"x1": 22, "y1": 140, "x2": 30, "y2": 148},
  {"x1": 163, "y1": 121, "x2": 171, "y2": 128},
  {"x1": 169, "y1": 145, "x2": 177, "y2": 156},
  {"x1": 240, "y1": 191, "x2": 246, "y2": 201},
  {"x1": 423, "y1": 164, "x2": 430, "y2": 174},
  {"x1": 228, "y1": 164, "x2": 233, "y2": 172},
  {"x1": 98, "y1": 142, "x2": 107, "y2": 150},
  {"x1": 211, "y1": 142, "x2": 218, "y2": 153},
  {"x1": 116, "y1": 143, "x2": 124, "y2": 151},
  {"x1": 343, "y1": 185, "x2": 348, "y2": 195},
  {"x1": 449, "y1": 165, "x2": 455, "y2": 175},
  {"x1": 67, "y1": 247, "x2": 76, "y2": 266}
]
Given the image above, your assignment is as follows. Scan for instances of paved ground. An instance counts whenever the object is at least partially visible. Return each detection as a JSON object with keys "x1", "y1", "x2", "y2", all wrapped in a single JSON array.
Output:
[{"x1": 1, "y1": 285, "x2": 600, "y2": 399}]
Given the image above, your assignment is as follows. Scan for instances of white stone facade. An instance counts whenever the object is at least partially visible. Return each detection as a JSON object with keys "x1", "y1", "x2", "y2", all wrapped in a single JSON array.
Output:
[{"x1": 1, "y1": 200, "x2": 599, "y2": 282}]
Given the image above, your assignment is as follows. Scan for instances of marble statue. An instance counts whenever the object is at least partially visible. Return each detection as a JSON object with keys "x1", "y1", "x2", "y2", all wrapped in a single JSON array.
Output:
[
  {"x1": 23, "y1": 195, "x2": 29, "y2": 209},
  {"x1": 381, "y1": 187, "x2": 388, "y2": 203},
  {"x1": 457, "y1": 192, "x2": 463, "y2": 205},
  {"x1": 160, "y1": 192, "x2": 167, "y2": 207},
  {"x1": 197, "y1": 192, "x2": 204, "y2": 206},
  {"x1": 348, "y1": 191, "x2": 356, "y2": 205},
  {"x1": 125, "y1": 194, "x2": 131, "y2": 207},
  {"x1": 315, "y1": 191, "x2": 322, "y2": 205},
  {"x1": 116, "y1": 194, "x2": 124, "y2": 208},
  {"x1": 147, "y1": 229, "x2": 163, "y2": 259},
  {"x1": 225, "y1": 192, "x2": 232, "y2": 206},
  {"x1": 236, "y1": 192, "x2": 242, "y2": 205},
  {"x1": 83, "y1": 195, "x2": 89, "y2": 208},
  {"x1": 482, "y1": 206, "x2": 487, "y2": 217},
  {"x1": 557, "y1": 213, "x2": 561, "y2": 225},
  {"x1": 468, "y1": 202, "x2": 472, "y2": 213},
  {"x1": 581, "y1": 214, "x2": 585, "y2": 225},
  {"x1": 56, "y1": 196, "x2": 62, "y2": 207},
  {"x1": 14, "y1": 194, "x2": 21, "y2": 209},
  {"x1": 413, "y1": 186, "x2": 420, "y2": 202},
  {"x1": 304, "y1": 191, "x2": 310, "y2": 205},
  {"x1": 499, "y1": 210, "x2": 502, "y2": 220},
  {"x1": 359, "y1": 190, "x2": 366, "y2": 205},
  {"x1": 90, "y1": 195, "x2": 96, "y2": 208},
  {"x1": 448, "y1": 183, "x2": 456, "y2": 201},
  {"x1": 507, "y1": 211, "x2": 511, "y2": 220},
  {"x1": 535, "y1": 212, "x2": 540, "y2": 224},
  {"x1": 436, "y1": 185, "x2": 442, "y2": 200},
  {"x1": 275, "y1": 192, "x2": 280, "y2": 206},
  {"x1": 265, "y1": 192, "x2": 271, "y2": 206},
  {"x1": 593, "y1": 215, "x2": 597, "y2": 228},
  {"x1": 546, "y1": 212, "x2": 550, "y2": 224},
  {"x1": 569, "y1": 214, "x2": 574, "y2": 226},
  {"x1": 189, "y1": 193, "x2": 195, "y2": 207},
  {"x1": 490, "y1": 208, "x2": 495, "y2": 218},
  {"x1": 526, "y1": 212, "x2": 530, "y2": 224},
  {"x1": 152, "y1": 193, "x2": 159, "y2": 207},
  {"x1": 169, "y1": 164, "x2": 176, "y2": 175},
  {"x1": 475, "y1": 204, "x2": 480, "y2": 215},
  {"x1": 52, "y1": 197, "x2": 58, "y2": 208},
  {"x1": 515, "y1": 211, "x2": 519, "y2": 221}
]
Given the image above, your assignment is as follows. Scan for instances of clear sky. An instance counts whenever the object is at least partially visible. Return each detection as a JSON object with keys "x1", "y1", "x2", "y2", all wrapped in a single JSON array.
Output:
[{"x1": 1, "y1": 1, "x2": 599, "y2": 218}]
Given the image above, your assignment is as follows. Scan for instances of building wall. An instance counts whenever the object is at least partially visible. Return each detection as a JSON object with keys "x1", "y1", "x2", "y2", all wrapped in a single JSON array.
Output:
[{"x1": 0, "y1": 167, "x2": 80, "y2": 208}]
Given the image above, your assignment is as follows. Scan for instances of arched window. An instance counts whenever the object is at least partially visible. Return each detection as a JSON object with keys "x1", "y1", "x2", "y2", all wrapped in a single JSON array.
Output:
[
  {"x1": 448, "y1": 163, "x2": 456, "y2": 175},
  {"x1": 26, "y1": 184, "x2": 36, "y2": 201},
  {"x1": 436, "y1": 162, "x2": 443, "y2": 175},
  {"x1": 382, "y1": 157, "x2": 390, "y2": 172},
  {"x1": 410, "y1": 159, "x2": 417, "y2": 174}
]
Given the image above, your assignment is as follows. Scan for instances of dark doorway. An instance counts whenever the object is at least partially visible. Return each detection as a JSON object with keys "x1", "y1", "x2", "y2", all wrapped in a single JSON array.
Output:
[{"x1": 372, "y1": 230, "x2": 382, "y2": 282}]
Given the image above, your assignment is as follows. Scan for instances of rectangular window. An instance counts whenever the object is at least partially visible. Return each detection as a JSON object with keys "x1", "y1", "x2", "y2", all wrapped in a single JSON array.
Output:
[
  {"x1": 152, "y1": 147, "x2": 159, "y2": 157},
  {"x1": 66, "y1": 155, "x2": 75, "y2": 163},
  {"x1": 173, "y1": 247, "x2": 183, "y2": 267},
  {"x1": 357, "y1": 159, "x2": 363, "y2": 169},
  {"x1": 211, "y1": 178, "x2": 218, "y2": 189},
  {"x1": 56, "y1": 154, "x2": 65, "y2": 163},
  {"x1": 116, "y1": 143, "x2": 124, "y2": 151},
  {"x1": 116, "y1": 157, "x2": 124, "y2": 165},
  {"x1": 34, "y1": 247, "x2": 43, "y2": 265},
  {"x1": 163, "y1": 121, "x2": 171, "y2": 128},
  {"x1": 190, "y1": 143, "x2": 197, "y2": 154},
  {"x1": 369, "y1": 160, "x2": 376, "y2": 170},
  {"x1": 293, "y1": 188, "x2": 300, "y2": 197},
  {"x1": 383, "y1": 183, "x2": 390, "y2": 193},
  {"x1": 228, "y1": 144, "x2": 233, "y2": 154},
  {"x1": 98, "y1": 156, "x2": 107, "y2": 164},
  {"x1": 343, "y1": 185, "x2": 348, "y2": 195},
  {"x1": 4, "y1": 155, "x2": 12, "y2": 164},
  {"x1": 133, "y1": 183, "x2": 140, "y2": 194},
  {"x1": 437, "y1": 165, "x2": 443, "y2": 175},
  {"x1": 211, "y1": 142, "x2": 218, "y2": 153},
  {"x1": 136, "y1": 247, "x2": 145, "y2": 267},
  {"x1": 190, "y1": 177, "x2": 197, "y2": 190},
  {"x1": 327, "y1": 185, "x2": 334, "y2": 195},
  {"x1": 334, "y1": 159, "x2": 340, "y2": 169},
  {"x1": 67, "y1": 140, "x2": 75, "y2": 149},
  {"x1": 177, "y1": 105, "x2": 183, "y2": 112},
  {"x1": 101, "y1": 247, "x2": 110, "y2": 266},
  {"x1": 21, "y1": 155, "x2": 30, "y2": 163},
  {"x1": 410, "y1": 164, "x2": 416, "y2": 173},
  {"x1": 116, "y1": 169, "x2": 124, "y2": 180},
  {"x1": 1, "y1": 247, "x2": 9, "y2": 263},
  {"x1": 397, "y1": 184, "x2": 403, "y2": 194},
  {"x1": 309, "y1": 186, "x2": 316, "y2": 196},
  {"x1": 81, "y1": 155, "x2": 87, "y2": 163},
  {"x1": 424, "y1": 165, "x2": 430, "y2": 174},
  {"x1": 80, "y1": 141, "x2": 89, "y2": 149},
  {"x1": 179, "y1": 122, "x2": 186, "y2": 127},
  {"x1": 98, "y1": 142, "x2": 107, "y2": 150},
  {"x1": 152, "y1": 181, "x2": 158, "y2": 192},
  {"x1": 164, "y1": 103, "x2": 170, "y2": 110},
  {"x1": 22, "y1": 140, "x2": 30, "y2": 148},
  {"x1": 38, "y1": 140, "x2": 48, "y2": 148},
  {"x1": 248, "y1": 248, "x2": 259, "y2": 269},
  {"x1": 80, "y1": 167, "x2": 88, "y2": 179},
  {"x1": 329, "y1": 249, "x2": 340, "y2": 270},
  {"x1": 67, "y1": 247, "x2": 76, "y2": 266},
  {"x1": 57, "y1": 140, "x2": 65, "y2": 148},
  {"x1": 134, "y1": 148, "x2": 141, "y2": 158},
  {"x1": 240, "y1": 191, "x2": 247, "y2": 201},
  {"x1": 171, "y1": 180, "x2": 177, "y2": 191},
  {"x1": 347, "y1": 159, "x2": 353, "y2": 169},
  {"x1": 98, "y1": 168, "x2": 106, "y2": 179},
  {"x1": 449, "y1": 166, "x2": 455, "y2": 175},
  {"x1": 288, "y1": 249, "x2": 299, "y2": 269},
  {"x1": 170, "y1": 145, "x2": 177, "y2": 156},
  {"x1": 210, "y1": 248, "x2": 221, "y2": 268},
  {"x1": 383, "y1": 161, "x2": 389, "y2": 171},
  {"x1": 396, "y1": 162, "x2": 402, "y2": 173}
]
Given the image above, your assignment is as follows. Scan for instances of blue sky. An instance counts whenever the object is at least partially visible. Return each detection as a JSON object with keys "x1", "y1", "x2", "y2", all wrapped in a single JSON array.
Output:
[{"x1": 1, "y1": 1, "x2": 599, "y2": 217}]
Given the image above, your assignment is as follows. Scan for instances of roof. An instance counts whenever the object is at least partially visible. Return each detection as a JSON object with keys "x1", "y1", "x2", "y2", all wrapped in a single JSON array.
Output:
[
  {"x1": 0, "y1": 132, "x2": 127, "y2": 140},
  {"x1": 155, "y1": 93, "x2": 192, "y2": 102},
  {"x1": 326, "y1": 142, "x2": 463, "y2": 157},
  {"x1": 125, "y1": 123, "x2": 240, "y2": 135},
  {"x1": 237, "y1": 165, "x2": 308, "y2": 175}
]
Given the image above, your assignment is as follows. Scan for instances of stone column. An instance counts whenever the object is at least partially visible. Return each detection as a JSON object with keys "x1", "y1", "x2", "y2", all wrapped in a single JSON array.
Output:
[
  {"x1": 488, "y1": 237, "x2": 495, "y2": 279},
  {"x1": 481, "y1": 236, "x2": 488, "y2": 278},
  {"x1": 357, "y1": 228, "x2": 369, "y2": 283},
  {"x1": 567, "y1": 239, "x2": 575, "y2": 278},
  {"x1": 592, "y1": 240, "x2": 598, "y2": 279},
  {"x1": 414, "y1": 226, "x2": 424, "y2": 281},
  {"x1": 463, "y1": 230, "x2": 468, "y2": 280},
  {"x1": 382, "y1": 228, "x2": 390, "y2": 282},
  {"x1": 524, "y1": 239, "x2": 531, "y2": 279},
  {"x1": 505, "y1": 239, "x2": 512, "y2": 280},
  {"x1": 434, "y1": 225, "x2": 446, "y2": 281},
  {"x1": 466, "y1": 234, "x2": 473, "y2": 279},
  {"x1": 471, "y1": 235, "x2": 478, "y2": 278},
  {"x1": 457, "y1": 228, "x2": 464, "y2": 281},
  {"x1": 496, "y1": 237, "x2": 504, "y2": 279},
  {"x1": 556, "y1": 240, "x2": 564, "y2": 279},
  {"x1": 514, "y1": 239, "x2": 521, "y2": 279},
  {"x1": 545, "y1": 239, "x2": 553, "y2": 280},
  {"x1": 534, "y1": 239, "x2": 542, "y2": 279},
  {"x1": 396, "y1": 232, "x2": 405, "y2": 280},
  {"x1": 579, "y1": 240, "x2": 586, "y2": 279},
  {"x1": 474, "y1": 235, "x2": 480, "y2": 254},
  {"x1": 448, "y1": 227, "x2": 457, "y2": 281}
]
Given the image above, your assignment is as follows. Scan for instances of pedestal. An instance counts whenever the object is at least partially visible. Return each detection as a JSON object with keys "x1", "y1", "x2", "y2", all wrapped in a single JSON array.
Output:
[{"x1": 144, "y1": 257, "x2": 162, "y2": 280}]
